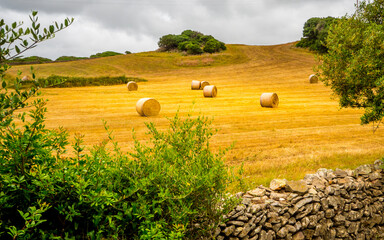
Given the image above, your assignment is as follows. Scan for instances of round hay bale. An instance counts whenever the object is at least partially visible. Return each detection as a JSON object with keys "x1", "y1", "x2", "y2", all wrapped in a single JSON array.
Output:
[
  {"x1": 191, "y1": 80, "x2": 201, "y2": 90},
  {"x1": 200, "y1": 81, "x2": 210, "y2": 90},
  {"x1": 127, "y1": 81, "x2": 138, "y2": 91},
  {"x1": 309, "y1": 74, "x2": 318, "y2": 84},
  {"x1": 136, "y1": 98, "x2": 161, "y2": 117},
  {"x1": 21, "y1": 76, "x2": 30, "y2": 82},
  {"x1": 260, "y1": 93, "x2": 279, "y2": 108},
  {"x1": 203, "y1": 85, "x2": 217, "y2": 98}
]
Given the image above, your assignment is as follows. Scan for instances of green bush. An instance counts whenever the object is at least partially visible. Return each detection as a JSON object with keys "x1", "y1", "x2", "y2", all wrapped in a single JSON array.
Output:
[{"x1": 186, "y1": 42, "x2": 204, "y2": 55}]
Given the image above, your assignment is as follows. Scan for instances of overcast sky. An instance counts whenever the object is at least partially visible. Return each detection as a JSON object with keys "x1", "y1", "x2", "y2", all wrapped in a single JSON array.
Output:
[{"x1": 1, "y1": 0, "x2": 356, "y2": 60}]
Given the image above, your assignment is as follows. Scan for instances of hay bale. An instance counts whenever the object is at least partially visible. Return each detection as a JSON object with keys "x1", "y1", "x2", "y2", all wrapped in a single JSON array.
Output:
[
  {"x1": 136, "y1": 98, "x2": 161, "y2": 117},
  {"x1": 127, "y1": 81, "x2": 138, "y2": 91},
  {"x1": 200, "y1": 81, "x2": 210, "y2": 90},
  {"x1": 260, "y1": 93, "x2": 279, "y2": 108},
  {"x1": 191, "y1": 80, "x2": 201, "y2": 90},
  {"x1": 309, "y1": 74, "x2": 318, "y2": 84},
  {"x1": 21, "y1": 76, "x2": 30, "y2": 81},
  {"x1": 203, "y1": 85, "x2": 217, "y2": 98}
]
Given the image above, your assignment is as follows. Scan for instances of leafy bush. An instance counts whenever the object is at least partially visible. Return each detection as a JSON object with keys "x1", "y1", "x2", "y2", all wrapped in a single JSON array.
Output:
[
  {"x1": 0, "y1": 84, "x2": 237, "y2": 238},
  {"x1": 158, "y1": 30, "x2": 226, "y2": 55}
]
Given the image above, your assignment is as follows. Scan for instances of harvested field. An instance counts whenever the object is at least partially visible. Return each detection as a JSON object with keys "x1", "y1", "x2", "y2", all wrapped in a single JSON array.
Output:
[{"x1": 10, "y1": 43, "x2": 384, "y2": 187}]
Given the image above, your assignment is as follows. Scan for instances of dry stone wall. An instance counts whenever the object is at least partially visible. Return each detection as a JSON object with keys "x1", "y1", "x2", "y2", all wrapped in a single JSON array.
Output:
[{"x1": 215, "y1": 160, "x2": 384, "y2": 240}]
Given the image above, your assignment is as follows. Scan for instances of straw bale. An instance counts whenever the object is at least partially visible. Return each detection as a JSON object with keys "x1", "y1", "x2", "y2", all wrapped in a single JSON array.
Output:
[
  {"x1": 191, "y1": 80, "x2": 201, "y2": 90},
  {"x1": 309, "y1": 74, "x2": 318, "y2": 84},
  {"x1": 136, "y1": 98, "x2": 161, "y2": 117},
  {"x1": 200, "y1": 81, "x2": 210, "y2": 90},
  {"x1": 203, "y1": 85, "x2": 217, "y2": 98},
  {"x1": 260, "y1": 93, "x2": 279, "y2": 108},
  {"x1": 127, "y1": 81, "x2": 138, "y2": 91},
  {"x1": 21, "y1": 76, "x2": 30, "y2": 81}
]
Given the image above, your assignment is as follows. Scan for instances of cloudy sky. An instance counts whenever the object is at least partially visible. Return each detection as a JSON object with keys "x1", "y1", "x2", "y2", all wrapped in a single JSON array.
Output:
[{"x1": 1, "y1": 0, "x2": 356, "y2": 60}]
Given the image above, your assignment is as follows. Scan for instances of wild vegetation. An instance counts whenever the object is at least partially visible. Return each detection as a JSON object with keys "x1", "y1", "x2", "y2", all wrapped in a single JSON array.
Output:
[{"x1": 158, "y1": 30, "x2": 226, "y2": 55}]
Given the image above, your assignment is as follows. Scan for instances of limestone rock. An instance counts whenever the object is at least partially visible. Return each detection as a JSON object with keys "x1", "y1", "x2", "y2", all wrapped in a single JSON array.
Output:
[
  {"x1": 270, "y1": 179, "x2": 287, "y2": 191},
  {"x1": 285, "y1": 180, "x2": 309, "y2": 195}
]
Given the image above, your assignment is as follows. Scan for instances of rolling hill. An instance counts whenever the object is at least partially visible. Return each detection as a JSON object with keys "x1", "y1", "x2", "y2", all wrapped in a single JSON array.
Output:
[{"x1": 8, "y1": 43, "x2": 384, "y2": 187}]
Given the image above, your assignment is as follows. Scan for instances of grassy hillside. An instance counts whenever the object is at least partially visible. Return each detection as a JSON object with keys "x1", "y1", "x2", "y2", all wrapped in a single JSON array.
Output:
[{"x1": 9, "y1": 43, "x2": 384, "y2": 188}]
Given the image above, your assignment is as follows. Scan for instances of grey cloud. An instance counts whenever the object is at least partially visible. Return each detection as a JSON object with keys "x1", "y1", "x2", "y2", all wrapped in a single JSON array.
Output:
[{"x1": 0, "y1": 0, "x2": 356, "y2": 59}]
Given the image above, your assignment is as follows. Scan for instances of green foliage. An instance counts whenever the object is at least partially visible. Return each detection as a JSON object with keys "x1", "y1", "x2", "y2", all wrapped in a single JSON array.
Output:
[
  {"x1": 55, "y1": 56, "x2": 87, "y2": 61},
  {"x1": 90, "y1": 51, "x2": 123, "y2": 58},
  {"x1": 30, "y1": 75, "x2": 147, "y2": 88},
  {"x1": 296, "y1": 16, "x2": 337, "y2": 53},
  {"x1": 318, "y1": 0, "x2": 384, "y2": 131},
  {"x1": 158, "y1": 30, "x2": 226, "y2": 55},
  {"x1": 0, "y1": 93, "x2": 237, "y2": 238},
  {"x1": 0, "y1": 10, "x2": 73, "y2": 64}
]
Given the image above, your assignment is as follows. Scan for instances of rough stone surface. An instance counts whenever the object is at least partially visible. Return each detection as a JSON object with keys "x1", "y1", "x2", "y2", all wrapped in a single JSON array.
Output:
[
  {"x1": 285, "y1": 180, "x2": 309, "y2": 195},
  {"x1": 269, "y1": 179, "x2": 287, "y2": 191},
  {"x1": 215, "y1": 161, "x2": 384, "y2": 240}
]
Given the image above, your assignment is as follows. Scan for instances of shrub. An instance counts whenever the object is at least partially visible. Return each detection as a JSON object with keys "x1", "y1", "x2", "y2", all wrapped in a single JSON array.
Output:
[
  {"x1": 186, "y1": 42, "x2": 204, "y2": 55},
  {"x1": 0, "y1": 74, "x2": 237, "y2": 239}
]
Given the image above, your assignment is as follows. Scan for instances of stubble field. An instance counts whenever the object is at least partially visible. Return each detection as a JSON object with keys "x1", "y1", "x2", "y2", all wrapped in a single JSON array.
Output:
[{"x1": 9, "y1": 42, "x2": 384, "y2": 187}]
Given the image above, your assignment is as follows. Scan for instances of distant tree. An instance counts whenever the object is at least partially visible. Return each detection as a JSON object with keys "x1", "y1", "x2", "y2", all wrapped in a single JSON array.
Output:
[
  {"x1": 90, "y1": 51, "x2": 122, "y2": 58},
  {"x1": 125, "y1": 50, "x2": 132, "y2": 54},
  {"x1": 296, "y1": 16, "x2": 337, "y2": 53},
  {"x1": 318, "y1": 0, "x2": 384, "y2": 132},
  {"x1": 8, "y1": 56, "x2": 52, "y2": 64},
  {"x1": 55, "y1": 56, "x2": 87, "y2": 61},
  {"x1": 158, "y1": 30, "x2": 226, "y2": 55}
]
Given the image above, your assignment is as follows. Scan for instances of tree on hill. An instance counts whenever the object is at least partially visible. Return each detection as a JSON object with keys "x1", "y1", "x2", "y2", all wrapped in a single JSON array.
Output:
[
  {"x1": 296, "y1": 16, "x2": 337, "y2": 53},
  {"x1": 318, "y1": 0, "x2": 384, "y2": 132},
  {"x1": 55, "y1": 56, "x2": 87, "y2": 61},
  {"x1": 90, "y1": 51, "x2": 123, "y2": 58},
  {"x1": 158, "y1": 30, "x2": 226, "y2": 55},
  {"x1": 8, "y1": 56, "x2": 52, "y2": 64}
]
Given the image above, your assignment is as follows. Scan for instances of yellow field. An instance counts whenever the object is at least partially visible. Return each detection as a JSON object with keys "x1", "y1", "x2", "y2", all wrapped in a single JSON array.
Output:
[{"x1": 8, "y1": 43, "x2": 384, "y2": 188}]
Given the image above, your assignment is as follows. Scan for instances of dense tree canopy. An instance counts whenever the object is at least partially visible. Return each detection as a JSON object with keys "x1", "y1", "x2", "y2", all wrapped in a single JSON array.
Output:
[
  {"x1": 296, "y1": 16, "x2": 337, "y2": 53},
  {"x1": 318, "y1": 0, "x2": 384, "y2": 131},
  {"x1": 158, "y1": 30, "x2": 226, "y2": 55}
]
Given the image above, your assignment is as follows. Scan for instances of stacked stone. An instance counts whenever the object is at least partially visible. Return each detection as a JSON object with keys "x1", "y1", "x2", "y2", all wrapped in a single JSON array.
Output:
[{"x1": 215, "y1": 160, "x2": 384, "y2": 240}]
